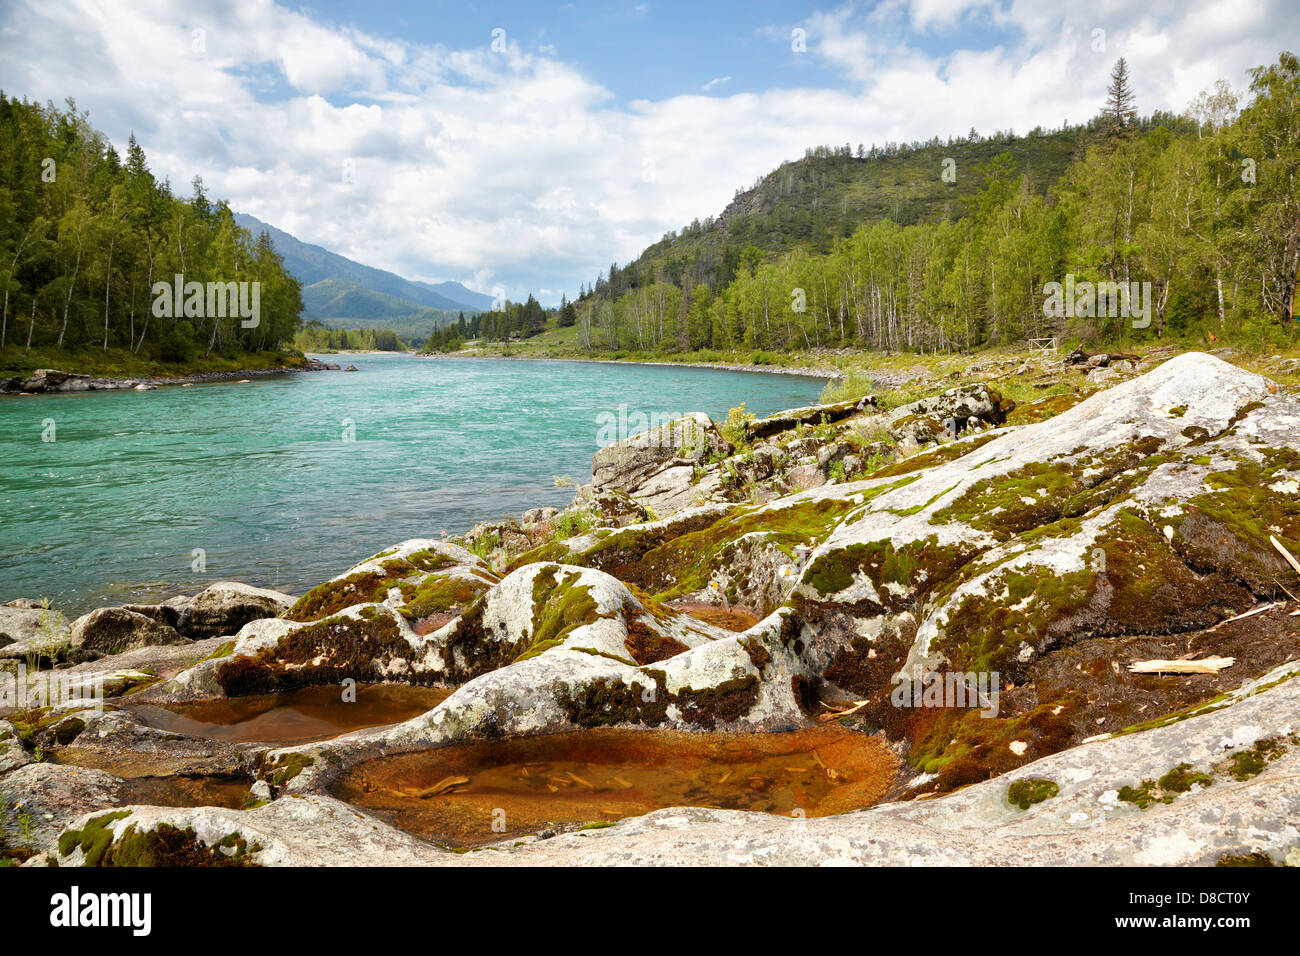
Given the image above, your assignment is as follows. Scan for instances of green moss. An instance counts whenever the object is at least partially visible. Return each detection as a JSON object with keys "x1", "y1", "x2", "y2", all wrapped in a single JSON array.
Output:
[
  {"x1": 1007, "y1": 778, "x2": 1059, "y2": 810},
  {"x1": 871, "y1": 433, "x2": 1002, "y2": 477},
  {"x1": 1158, "y1": 763, "x2": 1215, "y2": 793},
  {"x1": 266, "y1": 752, "x2": 315, "y2": 788},
  {"x1": 930, "y1": 436, "x2": 1165, "y2": 541},
  {"x1": 803, "y1": 533, "x2": 975, "y2": 605},
  {"x1": 570, "y1": 646, "x2": 637, "y2": 666},
  {"x1": 513, "y1": 565, "x2": 603, "y2": 662},
  {"x1": 58, "y1": 811, "x2": 131, "y2": 866},
  {"x1": 399, "y1": 574, "x2": 489, "y2": 621},
  {"x1": 285, "y1": 571, "x2": 398, "y2": 623},
  {"x1": 199, "y1": 640, "x2": 238, "y2": 663},
  {"x1": 404, "y1": 549, "x2": 460, "y2": 572},
  {"x1": 1179, "y1": 449, "x2": 1300, "y2": 587},
  {"x1": 505, "y1": 541, "x2": 571, "y2": 572},
  {"x1": 1118, "y1": 764, "x2": 1213, "y2": 809},
  {"x1": 577, "y1": 821, "x2": 616, "y2": 831},
  {"x1": 215, "y1": 607, "x2": 416, "y2": 696},
  {"x1": 75, "y1": 823, "x2": 260, "y2": 867},
  {"x1": 1215, "y1": 851, "x2": 1277, "y2": 867},
  {"x1": 1225, "y1": 738, "x2": 1287, "y2": 781},
  {"x1": 1117, "y1": 781, "x2": 1162, "y2": 809},
  {"x1": 905, "y1": 697, "x2": 1080, "y2": 794}
]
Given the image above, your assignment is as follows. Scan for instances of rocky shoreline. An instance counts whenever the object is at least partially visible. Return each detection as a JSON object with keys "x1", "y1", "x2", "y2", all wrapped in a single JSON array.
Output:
[
  {"x1": 0, "y1": 358, "x2": 348, "y2": 395},
  {"x1": 3, "y1": 351, "x2": 1300, "y2": 867}
]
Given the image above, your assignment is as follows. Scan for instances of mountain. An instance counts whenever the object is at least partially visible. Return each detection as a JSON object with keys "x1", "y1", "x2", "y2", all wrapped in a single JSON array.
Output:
[
  {"x1": 231, "y1": 212, "x2": 494, "y2": 316},
  {"x1": 594, "y1": 123, "x2": 1108, "y2": 297}
]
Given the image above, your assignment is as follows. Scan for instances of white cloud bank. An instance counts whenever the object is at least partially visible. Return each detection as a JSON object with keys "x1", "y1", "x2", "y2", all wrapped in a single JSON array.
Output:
[{"x1": 0, "y1": 0, "x2": 1292, "y2": 301}]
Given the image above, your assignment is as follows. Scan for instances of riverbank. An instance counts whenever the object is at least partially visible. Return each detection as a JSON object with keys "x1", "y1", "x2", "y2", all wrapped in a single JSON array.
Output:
[
  {"x1": 0, "y1": 346, "x2": 311, "y2": 395},
  {"x1": 419, "y1": 349, "x2": 840, "y2": 380}
]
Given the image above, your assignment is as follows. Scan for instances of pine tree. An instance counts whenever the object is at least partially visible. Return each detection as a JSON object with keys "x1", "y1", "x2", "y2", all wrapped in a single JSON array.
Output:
[{"x1": 1103, "y1": 58, "x2": 1137, "y2": 139}]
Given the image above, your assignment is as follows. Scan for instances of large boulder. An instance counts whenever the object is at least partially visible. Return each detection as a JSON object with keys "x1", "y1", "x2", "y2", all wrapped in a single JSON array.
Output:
[
  {"x1": 0, "y1": 604, "x2": 72, "y2": 665},
  {"x1": 67, "y1": 607, "x2": 187, "y2": 661},
  {"x1": 176, "y1": 582, "x2": 295, "y2": 639},
  {"x1": 591, "y1": 412, "x2": 729, "y2": 496},
  {"x1": 18, "y1": 369, "x2": 91, "y2": 392},
  {"x1": 0, "y1": 604, "x2": 69, "y2": 649}
]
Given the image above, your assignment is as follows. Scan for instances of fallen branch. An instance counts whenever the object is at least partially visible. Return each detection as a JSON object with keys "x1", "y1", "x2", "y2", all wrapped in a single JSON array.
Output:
[
  {"x1": 818, "y1": 699, "x2": 870, "y2": 721},
  {"x1": 1208, "y1": 602, "x2": 1282, "y2": 631},
  {"x1": 1129, "y1": 657, "x2": 1235, "y2": 675},
  {"x1": 1272, "y1": 535, "x2": 1300, "y2": 578}
]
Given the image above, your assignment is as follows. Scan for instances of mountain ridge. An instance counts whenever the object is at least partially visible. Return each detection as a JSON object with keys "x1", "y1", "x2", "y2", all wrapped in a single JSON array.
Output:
[{"x1": 232, "y1": 212, "x2": 493, "y2": 317}]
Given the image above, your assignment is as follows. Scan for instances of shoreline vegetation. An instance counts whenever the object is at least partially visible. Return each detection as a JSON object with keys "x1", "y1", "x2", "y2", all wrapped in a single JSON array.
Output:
[{"x1": 0, "y1": 346, "x2": 313, "y2": 393}]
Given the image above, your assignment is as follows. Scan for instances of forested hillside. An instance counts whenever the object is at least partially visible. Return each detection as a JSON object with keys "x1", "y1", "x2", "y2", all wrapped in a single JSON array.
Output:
[
  {"x1": 0, "y1": 95, "x2": 303, "y2": 371},
  {"x1": 558, "y1": 54, "x2": 1299, "y2": 356},
  {"x1": 301, "y1": 278, "x2": 467, "y2": 340}
]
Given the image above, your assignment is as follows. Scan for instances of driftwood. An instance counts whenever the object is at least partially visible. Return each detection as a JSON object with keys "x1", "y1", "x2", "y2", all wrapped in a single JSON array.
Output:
[
  {"x1": 818, "y1": 699, "x2": 871, "y2": 722},
  {"x1": 1129, "y1": 657, "x2": 1235, "y2": 675},
  {"x1": 1207, "y1": 602, "x2": 1283, "y2": 631},
  {"x1": 1271, "y1": 535, "x2": 1300, "y2": 577}
]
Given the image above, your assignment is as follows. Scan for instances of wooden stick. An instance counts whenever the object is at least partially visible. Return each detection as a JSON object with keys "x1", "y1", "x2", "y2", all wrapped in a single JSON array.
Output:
[
  {"x1": 1208, "y1": 602, "x2": 1282, "y2": 631},
  {"x1": 1272, "y1": 535, "x2": 1300, "y2": 577},
  {"x1": 1129, "y1": 657, "x2": 1235, "y2": 675}
]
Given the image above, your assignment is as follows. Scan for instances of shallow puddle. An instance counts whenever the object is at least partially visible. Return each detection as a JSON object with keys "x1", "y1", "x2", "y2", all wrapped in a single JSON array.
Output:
[
  {"x1": 331, "y1": 726, "x2": 897, "y2": 847},
  {"x1": 128, "y1": 683, "x2": 453, "y2": 745},
  {"x1": 119, "y1": 774, "x2": 253, "y2": 810}
]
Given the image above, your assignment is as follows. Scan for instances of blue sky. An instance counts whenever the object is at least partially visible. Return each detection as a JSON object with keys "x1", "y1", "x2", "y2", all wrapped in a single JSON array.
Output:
[
  {"x1": 294, "y1": 1, "x2": 881, "y2": 101},
  {"x1": 1, "y1": 1, "x2": 1294, "y2": 304}
]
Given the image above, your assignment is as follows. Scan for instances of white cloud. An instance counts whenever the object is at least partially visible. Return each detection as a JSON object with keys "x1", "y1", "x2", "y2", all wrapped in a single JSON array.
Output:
[{"x1": 0, "y1": 0, "x2": 1292, "y2": 302}]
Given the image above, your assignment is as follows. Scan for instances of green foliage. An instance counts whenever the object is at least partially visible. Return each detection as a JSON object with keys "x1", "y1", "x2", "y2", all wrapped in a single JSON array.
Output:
[
  {"x1": 504, "y1": 54, "x2": 1300, "y2": 358},
  {"x1": 0, "y1": 95, "x2": 303, "y2": 365},
  {"x1": 720, "y1": 403, "x2": 754, "y2": 451},
  {"x1": 293, "y1": 324, "x2": 405, "y2": 352}
]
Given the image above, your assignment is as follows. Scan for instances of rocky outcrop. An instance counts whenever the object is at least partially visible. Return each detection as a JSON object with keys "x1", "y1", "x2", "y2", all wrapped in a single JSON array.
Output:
[
  {"x1": 67, "y1": 607, "x2": 187, "y2": 662},
  {"x1": 176, "y1": 582, "x2": 295, "y2": 639},
  {"x1": 0, "y1": 604, "x2": 72, "y2": 666},
  {"x1": 887, "y1": 382, "x2": 1015, "y2": 443},
  {"x1": 29, "y1": 657, "x2": 1300, "y2": 866},
  {"x1": 8, "y1": 351, "x2": 1300, "y2": 869},
  {"x1": 747, "y1": 395, "x2": 874, "y2": 439},
  {"x1": 591, "y1": 412, "x2": 729, "y2": 510},
  {"x1": 0, "y1": 603, "x2": 69, "y2": 649}
]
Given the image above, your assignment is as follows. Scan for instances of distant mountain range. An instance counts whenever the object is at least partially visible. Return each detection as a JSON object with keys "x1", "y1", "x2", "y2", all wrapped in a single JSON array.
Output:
[{"x1": 232, "y1": 213, "x2": 492, "y2": 338}]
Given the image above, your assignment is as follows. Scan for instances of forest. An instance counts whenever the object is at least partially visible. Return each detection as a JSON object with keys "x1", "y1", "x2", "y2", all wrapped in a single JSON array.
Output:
[
  {"x1": 0, "y1": 94, "x2": 304, "y2": 373},
  {"x1": 293, "y1": 322, "x2": 407, "y2": 353},
  {"x1": 539, "y1": 54, "x2": 1299, "y2": 356}
]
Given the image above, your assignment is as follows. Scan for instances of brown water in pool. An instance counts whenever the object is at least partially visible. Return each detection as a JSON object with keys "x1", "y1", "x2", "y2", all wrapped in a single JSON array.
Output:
[
  {"x1": 331, "y1": 726, "x2": 897, "y2": 847},
  {"x1": 128, "y1": 683, "x2": 453, "y2": 745},
  {"x1": 119, "y1": 774, "x2": 253, "y2": 809}
]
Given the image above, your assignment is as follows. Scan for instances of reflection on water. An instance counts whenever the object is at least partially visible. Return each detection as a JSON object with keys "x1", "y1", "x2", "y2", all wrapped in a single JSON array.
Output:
[{"x1": 128, "y1": 683, "x2": 453, "y2": 745}]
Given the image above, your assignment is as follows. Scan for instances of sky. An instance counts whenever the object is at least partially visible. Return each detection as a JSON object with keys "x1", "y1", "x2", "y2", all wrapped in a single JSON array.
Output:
[{"x1": 0, "y1": 0, "x2": 1295, "y2": 305}]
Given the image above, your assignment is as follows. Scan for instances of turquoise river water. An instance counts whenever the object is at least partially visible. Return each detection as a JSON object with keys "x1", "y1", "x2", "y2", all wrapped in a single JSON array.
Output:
[{"x1": 0, "y1": 353, "x2": 825, "y2": 613}]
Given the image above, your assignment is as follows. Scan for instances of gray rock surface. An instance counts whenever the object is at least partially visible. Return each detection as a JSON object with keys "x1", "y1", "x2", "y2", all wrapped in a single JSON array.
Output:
[{"x1": 177, "y1": 581, "x2": 295, "y2": 638}]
